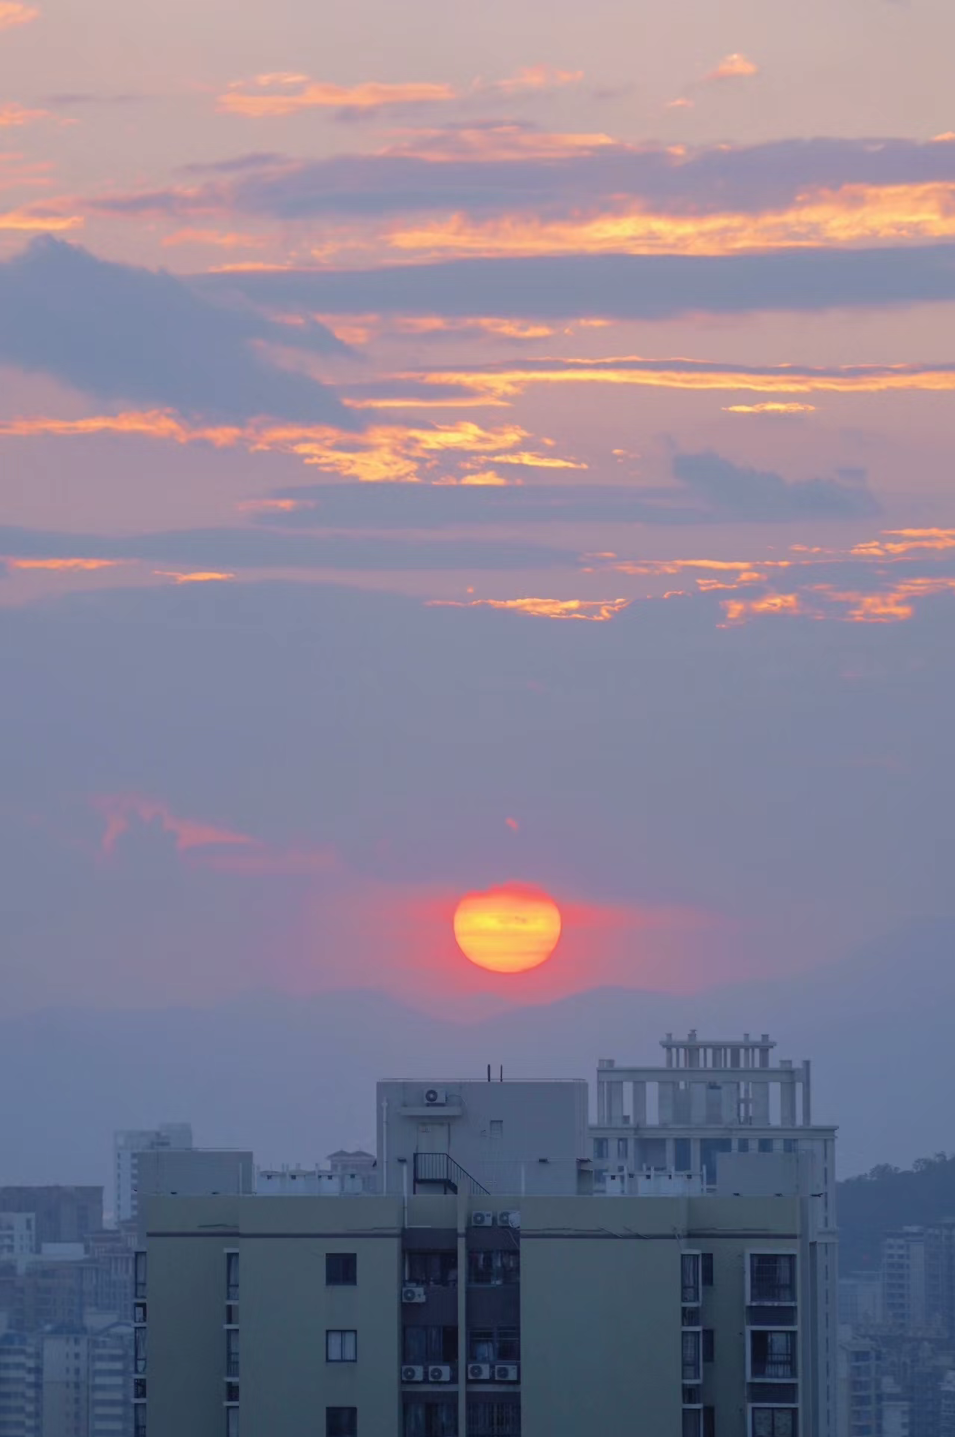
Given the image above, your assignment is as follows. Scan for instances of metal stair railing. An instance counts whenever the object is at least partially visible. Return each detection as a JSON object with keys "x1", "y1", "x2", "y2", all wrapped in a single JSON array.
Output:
[{"x1": 413, "y1": 1152, "x2": 491, "y2": 1196}]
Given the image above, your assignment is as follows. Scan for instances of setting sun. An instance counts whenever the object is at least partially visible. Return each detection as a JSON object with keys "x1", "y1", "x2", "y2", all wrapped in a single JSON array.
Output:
[{"x1": 453, "y1": 883, "x2": 562, "y2": 973}]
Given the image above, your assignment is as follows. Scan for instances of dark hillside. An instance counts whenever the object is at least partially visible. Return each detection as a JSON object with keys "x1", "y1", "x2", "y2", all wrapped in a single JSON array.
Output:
[{"x1": 839, "y1": 1154, "x2": 955, "y2": 1272}]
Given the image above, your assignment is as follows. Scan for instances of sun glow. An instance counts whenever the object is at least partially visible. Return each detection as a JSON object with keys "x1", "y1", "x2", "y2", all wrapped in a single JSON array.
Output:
[{"x1": 453, "y1": 884, "x2": 562, "y2": 973}]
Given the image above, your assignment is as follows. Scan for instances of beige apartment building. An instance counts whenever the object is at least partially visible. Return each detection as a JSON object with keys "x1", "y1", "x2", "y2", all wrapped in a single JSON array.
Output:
[{"x1": 137, "y1": 1190, "x2": 804, "y2": 1437}]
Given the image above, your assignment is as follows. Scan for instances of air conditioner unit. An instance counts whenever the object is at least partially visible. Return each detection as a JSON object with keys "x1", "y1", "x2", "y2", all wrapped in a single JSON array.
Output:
[
  {"x1": 401, "y1": 1285, "x2": 426, "y2": 1304},
  {"x1": 468, "y1": 1363, "x2": 492, "y2": 1381},
  {"x1": 428, "y1": 1365, "x2": 454, "y2": 1383},
  {"x1": 471, "y1": 1211, "x2": 495, "y2": 1227},
  {"x1": 424, "y1": 1088, "x2": 447, "y2": 1106},
  {"x1": 498, "y1": 1210, "x2": 521, "y2": 1229},
  {"x1": 494, "y1": 1364, "x2": 520, "y2": 1383},
  {"x1": 401, "y1": 1366, "x2": 425, "y2": 1383}
]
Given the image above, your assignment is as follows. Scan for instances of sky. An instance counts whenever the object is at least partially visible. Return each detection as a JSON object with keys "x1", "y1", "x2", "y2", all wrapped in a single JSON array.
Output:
[{"x1": 2, "y1": 0, "x2": 955, "y2": 1160}]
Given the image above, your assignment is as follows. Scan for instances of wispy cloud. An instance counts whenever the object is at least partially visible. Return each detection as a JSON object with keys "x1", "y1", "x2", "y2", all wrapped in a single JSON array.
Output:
[
  {"x1": 426, "y1": 596, "x2": 631, "y2": 621},
  {"x1": 218, "y1": 66, "x2": 580, "y2": 119}
]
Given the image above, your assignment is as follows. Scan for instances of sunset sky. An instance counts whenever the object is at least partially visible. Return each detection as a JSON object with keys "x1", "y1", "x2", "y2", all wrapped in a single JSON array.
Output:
[{"x1": 3, "y1": 0, "x2": 955, "y2": 1034}]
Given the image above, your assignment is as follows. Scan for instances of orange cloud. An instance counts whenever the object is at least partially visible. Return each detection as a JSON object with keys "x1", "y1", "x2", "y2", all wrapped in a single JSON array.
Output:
[
  {"x1": 152, "y1": 570, "x2": 236, "y2": 584},
  {"x1": 219, "y1": 64, "x2": 581, "y2": 118},
  {"x1": 851, "y1": 528, "x2": 955, "y2": 557},
  {"x1": 703, "y1": 53, "x2": 759, "y2": 82},
  {"x1": 426, "y1": 597, "x2": 632, "y2": 621},
  {"x1": 722, "y1": 593, "x2": 803, "y2": 623},
  {"x1": 0, "y1": 208, "x2": 80, "y2": 232},
  {"x1": 723, "y1": 402, "x2": 817, "y2": 415},
  {"x1": 406, "y1": 357, "x2": 955, "y2": 402},
  {"x1": 0, "y1": 3, "x2": 38, "y2": 30},
  {"x1": 0, "y1": 409, "x2": 580, "y2": 484},
  {"x1": 8, "y1": 557, "x2": 121, "y2": 572},
  {"x1": 0, "y1": 102, "x2": 49, "y2": 126},
  {"x1": 384, "y1": 182, "x2": 955, "y2": 258},
  {"x1": 219, "y1": 78, "x2": 457, "y2": 118}
]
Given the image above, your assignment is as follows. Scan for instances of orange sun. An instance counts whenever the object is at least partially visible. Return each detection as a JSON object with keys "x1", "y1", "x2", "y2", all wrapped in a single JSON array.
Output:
[{"x1": 453, "y1": 883, "x2": 562, "y2": 973}]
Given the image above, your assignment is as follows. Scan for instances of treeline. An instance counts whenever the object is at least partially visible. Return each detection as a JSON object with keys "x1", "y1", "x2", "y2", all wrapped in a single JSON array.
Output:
[{"x1": 839, "y1": 1153, "x2": 955, "y2": 1272}]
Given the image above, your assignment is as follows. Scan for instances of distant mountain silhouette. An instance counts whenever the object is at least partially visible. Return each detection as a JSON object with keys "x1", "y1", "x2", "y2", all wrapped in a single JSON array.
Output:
[{"x1": 2, "y1": 916, "x2": 954, "y2": 1195}]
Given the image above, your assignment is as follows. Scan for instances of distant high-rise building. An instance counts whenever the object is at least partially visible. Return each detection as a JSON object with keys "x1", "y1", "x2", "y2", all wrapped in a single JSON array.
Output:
[
  {"x1": 0, "y1": 1217, "x2": 35, "y2": 1273},
  {"x1": 0, "y1": 1191, "x2": 103, "y2": 1250},
  {"x1": 839, "y1": 1272, "x2": 883, "y2": 1329},
  {"x1": 87, "y1": 1321, "x2": 134, "y2": 1437},
  {"x1": 113, "y1": 1127, "x2": 193, "y2": 1226},
  {"x1": 883, "y1": 1228, "x2": 933, "y2": 1331},
  {"x1": 40, "y1": 1330, "x2": 88, "y2": 1437},
  {"x1": 838, "y1": 1332, "x2": 882, "y2": 1437},
  {"x1": 0, "y1": 1331, "x2": 39, "y2": 1437}
]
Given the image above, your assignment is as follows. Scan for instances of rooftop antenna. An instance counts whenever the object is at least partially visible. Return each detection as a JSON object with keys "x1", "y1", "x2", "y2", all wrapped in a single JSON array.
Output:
[
  {"x1": 487, "y1": 1064, "x2": 491, "y2": 1083},
  {"x1": 499, "y1": 1065, "x2": 503, "y2": 1083}
]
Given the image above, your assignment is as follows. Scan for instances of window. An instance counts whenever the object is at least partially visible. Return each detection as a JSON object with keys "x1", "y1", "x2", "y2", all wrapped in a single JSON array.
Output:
[
  {"x1": 226, "y1": 1329, "x2": 240, "y2": 1378},
  {"x1": 750, "y1": 1255, "x2": 796, "y2": 1305},
  {"x1": 226, "y1": 1252, "x2": 239, "y2": 1302},
  {"x1": 404, "y1": 1327, "x2": 458, "y2": 1364},
  {"x1": 681, "y1": 1253, "x2": 701, "y2": 1305},
  {"x1": 226, "y1": 1411, "x2": 239, "y2": 1437},
  {"x1": 326, "y1": 1253, "x2": 357, "y2": 1286},
  {"x1": 750, "y1": 1330, "x2": 797, "y2": 1381},
  {"x1": 752, "y1": 1411, "x2": 796, "y2": 1437},
  {"x1": 617, "y1": 1138, "x2": 629, "y2": 1160},
  {"x1": 134, "y1": 1408, "x2": 146, "y2": 1437},
  {"x1": 702, "y1": 1329, "x2": 715, "y2": 1363},
  {"x1": 682, "y1": 1330, "x2": 702, "y2": 1383},
  {"x1": 467, "y1": 1400, "x2": 521, "y2": 1435},
  {"x1": 468, "y1": 1328, "x2": 520, "y2": 1363},
  {"x1": 327, "y1": 1409, "x2": 358, "y2": 1437},
  {"x1": 703, "y1": 1409, "x2": 715, "y2": 1437},
  {"x1": 701, "y1": 1253, "x2": 714, "y2": 1287},
  {"x1": 403, "y1": 1399, "x2": 458, "y2": 1436},
  {"x1": 682, "y1": 1410, "x2": 702, "y2": 1437},
  {"x1": 134, "y1": 1251, "x2": 147, "y2": 1300},
  {"x1": 758, "y1": 1139, "x2": 774, "y2": 1154},
  {"x1": 593, "y1": 1138, "x2": 609, "y2": 1160},
  {"x1": 468, "y1": 1250, "x2": 520, "y2": 1286},
  {"x1": 490, "y1": 1121, "x2": 503, "y2": 1139},
  {"x1": 783, "y1": 1139, "x2": 797, "y2": 1154},
  {"x1": 134, "y1": 1327, "x2": 147, "y2": 1376},
  {"x1": 406, "y1": 1251, "x2": 458, "y2": 1287},
  {"x1": 674, "y1": 1139, "x2": 692, "y2": 1172},
  {"x1": 327, "y1": 1330, "x2": 358, "y2": 1363},
  {"x1": 738, "y1": 1138, "x2": 750, "y2": 1153}
]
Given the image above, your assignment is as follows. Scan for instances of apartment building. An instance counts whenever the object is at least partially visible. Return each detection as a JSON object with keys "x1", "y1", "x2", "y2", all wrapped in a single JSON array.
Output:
[
  {"x1": 591, "y1": 1032, "x2": 838, "y2": 1437},
  {"x1": 138, "y1": 1190, "x2": 804, "y2": 1437}
]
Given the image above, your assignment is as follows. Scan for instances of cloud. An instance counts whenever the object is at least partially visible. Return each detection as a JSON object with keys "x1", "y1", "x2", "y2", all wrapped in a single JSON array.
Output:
[
  {"x1": 0, "y1": 2, "x2": 37, "y2": 31},
  {"x1": 426, "y1": 597, "x2": 631, "y2": 621},
  {"x1": 386, "y1": 355, "x2": 955, "y2": 401},
  {"x1": 672, "y1": 452, "x2": 879, "y2": 520},
  {"x1": 0, "y1": 522, "x2": 577, "y2": 573},
  {"x1": 703, "y1": 53, "x2": 759, "y2": 83},
  {"x1": 0, "y1": 101, "x2": 49, "y2": 127},
  {"x1": 204, "y1": 242, "x2": 955, "y2": 319},
  {"x1": 0, "y1": 239, "x2": 355, "y2": 425},
  {"x1": 148, "y1": 135, "x2": 955, "y2": 225},
  {"x1": 218, "y1": 66, "x2": 580, "y2": 119}
]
